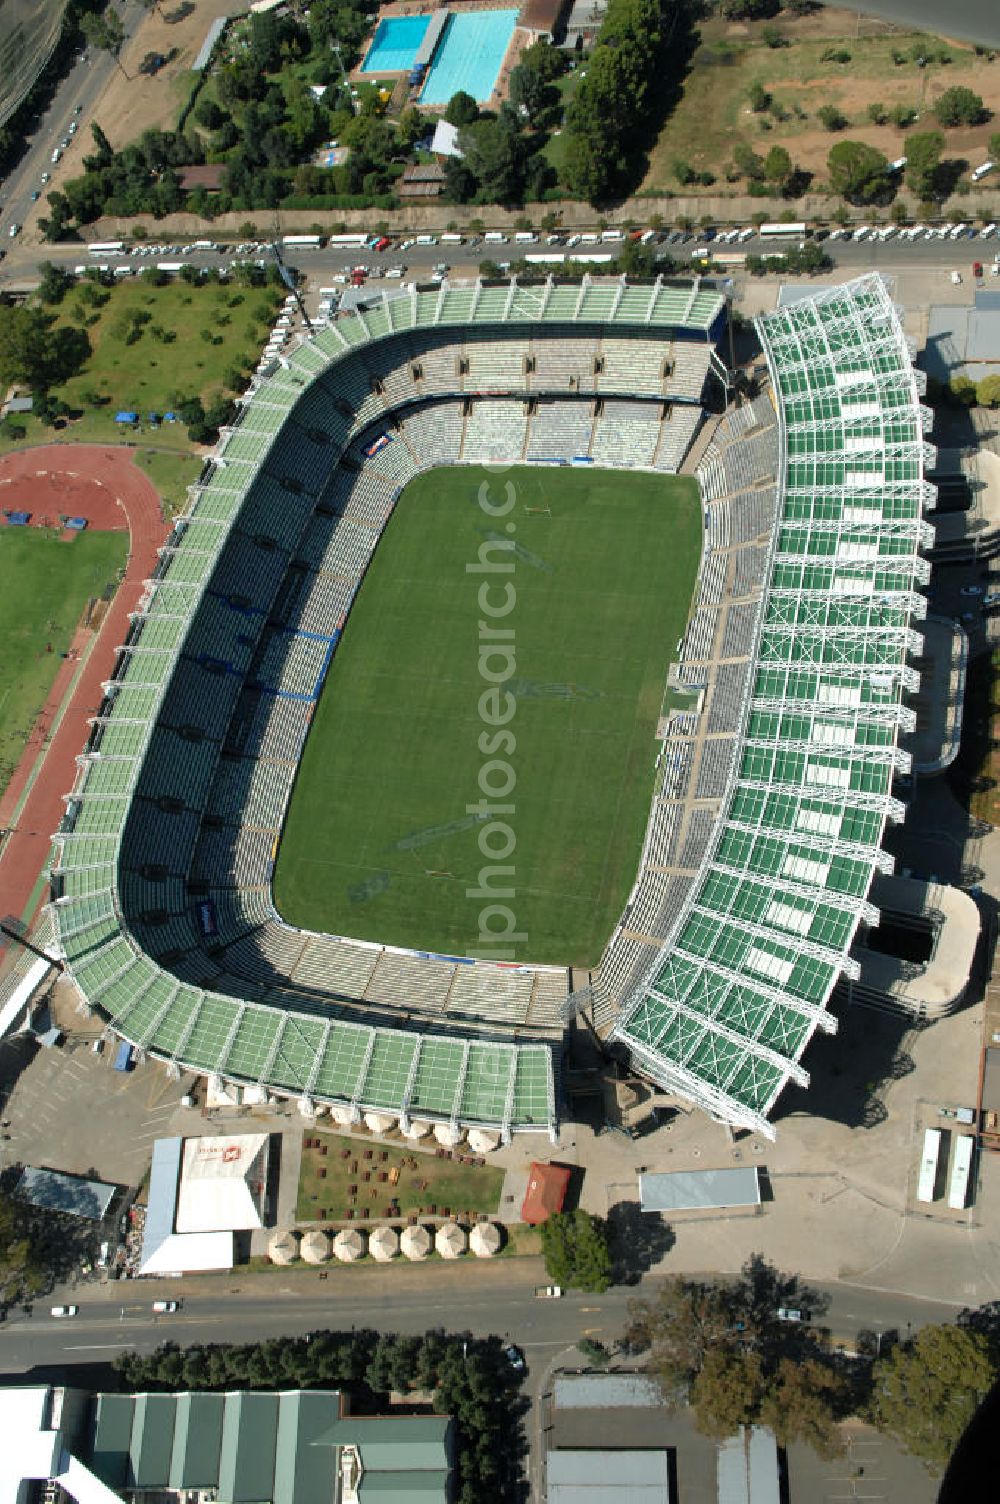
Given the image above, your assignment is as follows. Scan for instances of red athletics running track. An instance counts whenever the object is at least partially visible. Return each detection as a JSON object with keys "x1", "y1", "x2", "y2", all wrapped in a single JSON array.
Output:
[{"x1": 0, "y1": 446, "x2": 169, "y2": 949}]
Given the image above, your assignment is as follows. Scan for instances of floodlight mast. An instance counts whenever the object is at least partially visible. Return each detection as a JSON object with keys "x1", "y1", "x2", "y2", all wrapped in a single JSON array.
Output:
[
  {"x1": 269, "y1": 243, "x2": 314, "y2": 334},
  {"x1": 0, "y1": 916, "x2": 64, "y2": 970}
]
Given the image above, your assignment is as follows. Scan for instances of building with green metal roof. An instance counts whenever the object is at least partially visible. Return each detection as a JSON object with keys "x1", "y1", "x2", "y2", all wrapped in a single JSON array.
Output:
[{"x1": 84, "y1": 1389, "x2": 453, "y2": 1504}]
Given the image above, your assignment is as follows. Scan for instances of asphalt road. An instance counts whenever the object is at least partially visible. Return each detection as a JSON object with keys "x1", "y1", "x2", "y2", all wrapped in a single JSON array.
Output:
[
  {"x1": 0, "y1": 3, "x2": 145, "y2": 248},
  {"x1": 0, "y1": 1267, "x2": 963, "y2": 1374}
]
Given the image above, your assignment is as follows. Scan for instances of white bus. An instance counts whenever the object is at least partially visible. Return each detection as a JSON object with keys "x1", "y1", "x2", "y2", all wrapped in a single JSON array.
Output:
[
  {"x1": 917, "y1": 1127, "x2": 942, "y2": 1203},
  {"x1": 759, "y1": 222, "x2": 808, "y2": 239},
  {"x1": 282, "y1": 234, "x2": 324, "y2": 249},
  {"x1": 88, "y1": 241, "x2": 125, "y2": 255},
  {"x1": 948, "y1": 1134, "x2": 974, "y2": 1210},
  {"x1": 327, "y1": 233, "x2": 369, "y2": 249}
]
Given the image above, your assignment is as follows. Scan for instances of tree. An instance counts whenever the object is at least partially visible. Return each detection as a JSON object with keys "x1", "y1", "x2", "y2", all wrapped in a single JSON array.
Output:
[
  {"x1": 691, "y1": 1348, "x2": 764, "y2": 1439},
  {"x1": 734, "y1": 143, "x2": 765, "y2": 180},
  {"x1": 905, "y1": 130, "x2": 945, "y2": 199},
  {"x1": 871, "y1": 1324, "x2": 997, "y2": 1468},
  {"x1": 817, "y1": 104, "x2": 847, "y2": 131},
  {"x1": 37, "y1": 262, "x2": 75, "y2": 305},
  {"x1": 760, "y1": 1358, "x2": 846, "y2": 1458},
  {"x1": 978, "y1": 374, "x2": 1000, "y2": 407},
  {"x1": 539, "y1": 1210, "x2": 612, "y2": 1293},
  {"x1": 457, "y1": 114, "x2": 527, "y2": 204},
  {"x1": 764, "y1": 145, "x2": 792, "y2": 186},
  {"x1": 0, "y1": 1189, "x2": 45, "y2": 1307},
  {"x1": 935, "y1": 85, "x2": 986, "y2": 127},
  {"x1": 827, "y1": 140, "x2": 889, "y2": 203},
  {"x1": 748, "y1": 80, "x2": 770, "y2": 113},
  {"x1": 445, "y1": 91, "x2": 479, "y2": 127},
  {"x1": 949, "y1": 375, "x2": 978, "y2": 407},
  {"x1": 720, "y1": 0, "x2": 779, "y2": 16},
  {"x1": 80, "y1": 7, "x2": 127, "y2": 76},
  {"x1": 0, "y1": 307, "x2": 91, "y2": 393}
]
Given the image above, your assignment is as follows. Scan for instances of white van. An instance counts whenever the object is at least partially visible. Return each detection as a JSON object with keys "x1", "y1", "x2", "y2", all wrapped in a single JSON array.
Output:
[
  {"x1": 484, "y1": 231, "x2": 507, "y2": 244},
  {"x1": 440, "y1": 233, "x2": 463, "y2": 245},
  {"x1": 415, "y1": 234, "x2": 438, "y2": 246},
  {"x1": 641, "y1": 229, "x2": 656, "y2": 244},
  {"x1": 514, "y1": 231, "x2": 537, "y2": 244},
  {"x1": 51, "y1": 147, "x2": 62, "y2": 164},
  {"x1": 972, "y1": 161, "x2": 996, "y2": 183},
  {"x1": 601, "y1": 228, "x2": 624, "y2": 242}
]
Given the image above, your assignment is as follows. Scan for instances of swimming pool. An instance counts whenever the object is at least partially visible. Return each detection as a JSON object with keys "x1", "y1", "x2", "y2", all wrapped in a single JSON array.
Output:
[
  {"x1": 362, "y1": 14, "x2": 430, "y2": 74},
  {"x1": 420, "y1": 9, "x2": 519, "y2": 106}
]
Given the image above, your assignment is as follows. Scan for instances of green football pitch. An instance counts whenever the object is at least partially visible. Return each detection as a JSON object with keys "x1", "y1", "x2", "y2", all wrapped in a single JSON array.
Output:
[
  {"x1": 0, "y1": 528, "x2": 127, "y2": 799},
  {"x1": 272, "y1": 465, "x2": 701, "y2": 967}
]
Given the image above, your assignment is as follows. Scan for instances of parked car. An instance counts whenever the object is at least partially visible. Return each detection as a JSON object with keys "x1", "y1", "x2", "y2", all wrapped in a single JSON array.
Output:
[
  {"x1": 51, "y1": 1305, "x2": 79, "y2": 1318},
  {"x1": 505, "y1": 1344, "x2": 526, "y2": 1371},
  {"x1": 152, "y1": 1300, "x2": 179, "y2": 1313},
  {"x1": 777, "y1": 1307, "x2": 807, "y2": 1323}
]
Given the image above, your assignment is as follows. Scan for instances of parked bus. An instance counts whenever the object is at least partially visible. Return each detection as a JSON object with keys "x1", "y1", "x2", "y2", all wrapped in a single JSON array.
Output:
[
  {"x1": 917, "y1": 1127, "x2": 942, "y2": 1203},
  {"x1": 948, "y1": 1134, "x2": 974, "y2": 1210},
  {"x1": 88, "y1": 241, "x2": 125, "y2": 255},
  {"x1": 282, "y1": 234, "x2": 324, "y2": 249},
  {"x1": 759, "y1": 222, "x2": 809, "y2": 239},
  {"x1": 327, "y1": 233, "x2": 369, "y2": 249}
]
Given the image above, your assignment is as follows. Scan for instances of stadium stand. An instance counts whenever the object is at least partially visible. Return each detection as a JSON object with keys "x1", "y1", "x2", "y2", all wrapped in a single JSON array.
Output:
[
  {"x1": 602, "y1": 275, "x2": 933, "y2": 1137},
  {"x1": 50, "y1": 275, "x2": 724, "y2": 1141}
]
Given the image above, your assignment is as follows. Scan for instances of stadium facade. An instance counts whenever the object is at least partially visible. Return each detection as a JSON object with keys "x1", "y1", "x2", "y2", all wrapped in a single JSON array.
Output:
[
  {"x1": 50, "y1": 273, "x2": 932, "y2": 1143},
  {"x1": 0, "y1": 0, "x2": 67, "y2": 128}
]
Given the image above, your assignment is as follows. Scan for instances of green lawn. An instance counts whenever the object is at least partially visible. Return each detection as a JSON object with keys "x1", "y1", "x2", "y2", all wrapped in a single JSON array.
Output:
[
  {"x1": 133, "y1": 448, "x2": 205, "y2": 520},
  {"x1": 273, "y1": 465, "x2": 701, "y2": 967},
  {"x1": 0, "y1": 528, "x2": 128, "y2": 797},
  {"x1": 296, "y1": 1132, "x2": 505, "y2": 1224},
  {"x1": 0, "y1": 279, "x2": 284, "y2": 457}
]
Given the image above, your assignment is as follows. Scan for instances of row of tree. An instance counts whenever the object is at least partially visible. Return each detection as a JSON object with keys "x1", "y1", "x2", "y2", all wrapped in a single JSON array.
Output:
[
  {"x1": 113, "y1": 1328, "x2": 523, "y2": 1504},
  {"x1": 826, "y1": 128, "x2": 1000, "y2": 207},
  {"x1": 625, "y1": 1257, "x2": 1000, "y2": 1468},
  {"x1": 561, "y1": 0, "x2": 697, "y2": 204}
]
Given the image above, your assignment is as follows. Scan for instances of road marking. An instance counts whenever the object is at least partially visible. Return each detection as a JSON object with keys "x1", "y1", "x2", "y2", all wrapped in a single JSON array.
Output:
[{"x1": 64, "y1": 1343, "x2": 128, "y2": 1350}]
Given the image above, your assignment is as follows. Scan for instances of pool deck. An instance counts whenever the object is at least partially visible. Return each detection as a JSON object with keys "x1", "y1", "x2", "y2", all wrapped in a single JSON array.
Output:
[{"x1": 352, "y1": 0, "x2": 536, "y2": 114}]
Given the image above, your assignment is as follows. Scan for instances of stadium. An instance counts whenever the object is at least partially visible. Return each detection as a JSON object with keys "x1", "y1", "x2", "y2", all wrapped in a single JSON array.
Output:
[{"x1": 49, "y1": 272, "x2": 934, "y2": 1144}]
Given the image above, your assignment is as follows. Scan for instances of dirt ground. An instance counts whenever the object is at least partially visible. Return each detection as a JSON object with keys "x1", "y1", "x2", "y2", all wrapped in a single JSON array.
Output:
[{"x1": 642, "y1": 4, "x2": 1000, "y2": 197}]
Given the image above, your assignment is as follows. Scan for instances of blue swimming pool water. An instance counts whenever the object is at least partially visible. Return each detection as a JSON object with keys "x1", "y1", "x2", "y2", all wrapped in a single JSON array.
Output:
[
  {"x1": 420, "y1": 9, "x2": 519, "y2": 106},
  {"x1": 362, "y1": 14, "x2": 430, "y2": 74}
]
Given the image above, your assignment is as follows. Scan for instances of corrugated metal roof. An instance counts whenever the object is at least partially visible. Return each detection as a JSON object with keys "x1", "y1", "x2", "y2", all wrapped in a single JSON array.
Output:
[
  {"x1": 218, "y1": 1393, "x2": 280, "y2": 1502},
  {"x1": 89, "y1": 1396, "x2": 134, "y2": 1488},
  {"x1": 553, "y1": 1374, "x2": 662, "y2": 1409},
  {"x1": 316, "y1": 1416, "x2": 450, "y2": 1471},
  {"x1": 717, "y1": 1427, "x2": 780, "y2": 1504},
  {"x1": 16, "y1": 1165, "x2": 116, "y2": 1221},
  {"x1": 357, "y1": 1472, "x2": 451, "y2": 1501},
  {"x1": 547, "y1": 1449, "x2": 670, "y2": 1501},
  {"x1": 639, "y1": 1167, "x2": 760, "y2": 1213},
  {"x1": 274, "y1": 1390, "x2": 344, "y2": 1504},
  {"x1": 140, "y1": 1135, "x2": 182, "y2": 1266},
  {"x1": 129, "y1": 1394, "x2": 176, "y2": 1488},
  {"x1": 169, "y1": 1393, "x2": 225, "y2": 1490}
]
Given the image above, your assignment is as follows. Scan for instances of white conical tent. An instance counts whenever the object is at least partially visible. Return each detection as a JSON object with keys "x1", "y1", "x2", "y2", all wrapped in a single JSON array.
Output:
[
  {"x1": 402, "y1": 1120, "x2": 432, "y2": 1140},
  {"x1": 435, "y1": 1221, "x2": 467, "y2": 1259},
  {"x1": 268, "y1": 1229, "x2": 299, "y2": 1265},
  {"x1": 364, "y1": 1111, "x2": 396, "y2": 1136},
  {"x1": 433, "y1": 1123, "x2": 463, "y2": 1148},
  {"x1": 369, "y1": 1224, "x2": 400, "y2": 1261},
  {"x1": 400, "y1": 1224, "x2": 431, "y2": 1261},
  {"x1": 333, "y1": 1228, "x2": 366, "y2": 1262},
  {"x1": 300, "y1": 1229, "x2": 330, "y2": 1264},
  {"x1": 469, "y1": 1222, "x2": 502, "y2": 1258},
  {"x1": 330, "y1": 1105, "x2": 355, "y2": 1126},
  {"x1": 468, "y1": 1128, "x2": 500, "y2": 1154}
]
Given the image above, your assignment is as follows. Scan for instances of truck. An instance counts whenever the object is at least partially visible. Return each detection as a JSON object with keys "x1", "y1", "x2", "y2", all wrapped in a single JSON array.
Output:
[
  {"x1": 113, "y1": 1040, "x2": 134, "y2": 1072},
  {"x1": 534, "y1": 1285, "x2": 563, "y2": 1298}
]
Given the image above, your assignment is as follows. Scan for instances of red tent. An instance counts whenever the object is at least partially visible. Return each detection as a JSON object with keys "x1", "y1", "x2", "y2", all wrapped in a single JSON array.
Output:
[{"x1": 521, "y1": 1161, "x2": 571, "y2": 1225}]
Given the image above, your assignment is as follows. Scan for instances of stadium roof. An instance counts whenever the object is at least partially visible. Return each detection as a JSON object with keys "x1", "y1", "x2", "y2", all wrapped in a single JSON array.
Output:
[
  {"x1": 49, "y1": 276, "x2": 723, "y2": 1142},
  {"x1": 612, "y1": 275, "x2": 933, "y2": 1137}
]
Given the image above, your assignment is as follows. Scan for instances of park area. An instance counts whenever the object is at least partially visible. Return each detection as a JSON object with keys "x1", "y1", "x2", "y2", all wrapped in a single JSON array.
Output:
[
  {"x1": 296, "y1": 1132, "x2": 505, "y2": 1224},
  {"x1": 0, "y1": 274, "x2": 283, "y2": 458},
  {"x1": 642, "y1": 7, "x2": 1000, "y2": 199},
  {"x1": 272, "y1": 464, "x2": 700, "y2": 968},
  {"x1": 0, "y1": 527, "x2": 127, "y2": 797}
]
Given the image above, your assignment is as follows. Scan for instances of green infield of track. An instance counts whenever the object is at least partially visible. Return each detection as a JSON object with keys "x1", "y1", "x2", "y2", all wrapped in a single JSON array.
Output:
[
  {"x1": 272, "y1": 465, "x2": 701, "y2": 967},
  {"x1": 0, "y1": 528, "x2": 127, "y2": 800}
]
